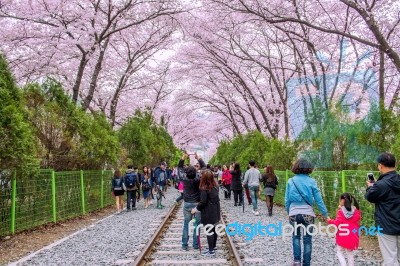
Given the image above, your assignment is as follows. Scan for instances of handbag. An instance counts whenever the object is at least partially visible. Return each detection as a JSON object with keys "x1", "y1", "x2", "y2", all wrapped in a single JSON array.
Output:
[{"x1": 142, "y1": 182, "x2": 151, "y2": 191}]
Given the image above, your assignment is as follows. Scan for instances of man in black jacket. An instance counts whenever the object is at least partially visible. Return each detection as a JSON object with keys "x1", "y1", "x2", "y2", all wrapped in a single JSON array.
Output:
[
  {"x1": 366, "y1": 152, "x2": 400, "y2": 266},
  {"x1": 177, "y1": 152, "x2": 205, "y2": 251}
]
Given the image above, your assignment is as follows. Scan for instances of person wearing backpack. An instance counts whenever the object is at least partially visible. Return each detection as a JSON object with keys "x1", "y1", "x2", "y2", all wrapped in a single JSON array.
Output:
[
  {"x1": 154, "y1": 162, "x2": 168, "y2": 209},
  {"x1": 111, "y1": 169, "x2": 125, "y2": 213},
  {"x1": 124, "y1": 165, "x2": 140, "y2": 211}
]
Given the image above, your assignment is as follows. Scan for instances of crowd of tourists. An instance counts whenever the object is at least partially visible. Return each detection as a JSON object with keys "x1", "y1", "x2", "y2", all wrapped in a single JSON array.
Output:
[
  {"x1": 110, "y1": 152, "x2": 400, "y2": 266},
  {"x1": 111, "y1": 163, "x2": 172, "y2": 211}
]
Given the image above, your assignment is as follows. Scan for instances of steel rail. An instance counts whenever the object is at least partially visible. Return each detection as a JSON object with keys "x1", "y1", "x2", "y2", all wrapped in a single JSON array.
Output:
[{"x1": 133, "y1": 203, "x2": 179, "y2": 265}]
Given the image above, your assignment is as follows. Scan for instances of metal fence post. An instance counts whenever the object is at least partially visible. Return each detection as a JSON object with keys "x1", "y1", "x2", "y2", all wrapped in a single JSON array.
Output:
[
  {"x1": 51, "y1": 171, "x2": 57, "y2": 223},
  {"x1": 80, "y1": 170, "x2": 86, "y2": 214},
  {"x1": 100, "y1": 170, "x2": 104, "y2": 208},
  {"x1": 285, "y1": 169, "x2": 289, "y2": 184},
  {"x1": 10, "y1": 170, "x2": 17, "y2": 235},
  {"x1": 341, "y1": 171, "x2": 346, "y2": 193}
]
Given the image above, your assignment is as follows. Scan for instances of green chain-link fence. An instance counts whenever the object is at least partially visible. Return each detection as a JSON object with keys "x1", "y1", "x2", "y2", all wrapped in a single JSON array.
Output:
[
  {"x1": 0, "y1": 170, "x2": 13, "y2": 237},
  {"x1": 0, "y1": 169, "x2": 115, "y2": 237},
  {"x1": 342, "y1": 170, "x2": 379, "y2": 228},
  {"x1": 310, "y1": 171, "x2": 342, "y2": 219},
  {"x1": 274, "y1": 170, "x2": 288, "y2": 205},
  {"x1": 0, "y1": 168, "x2": 384, "y2": 237}
]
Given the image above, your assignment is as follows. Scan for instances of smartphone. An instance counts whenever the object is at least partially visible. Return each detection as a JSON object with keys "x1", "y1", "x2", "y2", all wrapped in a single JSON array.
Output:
[{"x1": 367, "y1": 173, "x2": 375, "y2": 183}]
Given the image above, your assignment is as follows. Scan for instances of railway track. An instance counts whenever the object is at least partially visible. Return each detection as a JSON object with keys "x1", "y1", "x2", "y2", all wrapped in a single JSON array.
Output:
[{"x1": 132, "y1": 203, "x2": 243, "y2": 266}]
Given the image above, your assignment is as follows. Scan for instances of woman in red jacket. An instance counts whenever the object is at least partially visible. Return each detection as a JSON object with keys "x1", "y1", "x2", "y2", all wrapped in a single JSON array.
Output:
[
  {"x1": 327, "y1": 193, "x2": 361, "y2": 266},
  {"x1": 221, "y1": 164, "x2": 232, "y2": 199}
]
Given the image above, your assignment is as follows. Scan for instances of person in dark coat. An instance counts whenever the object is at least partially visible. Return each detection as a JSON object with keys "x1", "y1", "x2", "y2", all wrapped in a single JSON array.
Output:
[
  {"x1": 262, "y1": 165, "x2": 279, "y2": 216},
  {"x1": 177, "y1": 152, "x2": 205, "y2": 251},
  {"x1": 230, "y1": 163, "x2": 243, "y2": 206},
  {"x1": 366, "y1": 152, "x2": 400, "y2": 265},
  {"x1": 192, "y1": 169, "x2": 220, "y2": 257}
]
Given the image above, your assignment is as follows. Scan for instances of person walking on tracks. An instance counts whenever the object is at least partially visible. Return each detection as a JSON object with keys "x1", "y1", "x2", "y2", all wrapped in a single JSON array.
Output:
[
  {"x1": 192, "y1": 169, "x2": 220, "y2": 257},
  {"x1": 222, "y1": 164, "x2": 232, "y2": 200},
  {"x1": 366, "y1": 152, "x2": 400, "y2": 266},
  {"x1": 243, "y1": 160, "x2": 261, "y2": 216},
  {"x1": 262, "y1": 165, "x2": 279, "y2": 216},
  {"x1": 124, "y1": 165, "x2": 140, "y2": 211},
  {"x1": 111, "y1": 169, "x2": 125, "y2": 213},
  {"x1": 230, "y1": 163, "x2": 243, "y2": 207},
  {"x1": 177, "y1": 152, "x2": 205, "y2": 251},
  {"x1": 154, "y1": 161, "x2": 168, "y2": 209},
  {"x1": 285, "y1": 158, "x2": 328, "y2": 266}
]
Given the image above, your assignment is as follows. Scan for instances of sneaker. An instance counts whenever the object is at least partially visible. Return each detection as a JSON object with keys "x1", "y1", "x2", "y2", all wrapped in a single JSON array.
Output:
[
  {"x1": 182, "y1": 246, "x2": 188, "y2": 251},
  {"x1": 255, "y1": 211, "x2": 259, "y2": 216},
  {"x1": 202, "y1": 250, "x2": 216, "y2": 257},
  {"x1": 252, "y1": 210, "x2": 255, "y2": 214},
  {"x1": 193, "y1": 246, "x2": 199, "y2": 250},
  {"x1": 132, "y1": 207, "x2": 137, "y2": 210},
  {"x1": 234, "y1": 203, "x2": 237, "y2": 207},
  {"x1": 293, "y1": 261, "x2": 301, "y2": 266}
]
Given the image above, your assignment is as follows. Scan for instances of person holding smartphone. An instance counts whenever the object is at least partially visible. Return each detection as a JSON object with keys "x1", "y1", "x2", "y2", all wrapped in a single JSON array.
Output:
[
  {"x1": 177, "y1": 151, "x2": 205, "y2": 251},
  {"x1": 366, "y1": 152, "x2": 400, "y2": 266}
]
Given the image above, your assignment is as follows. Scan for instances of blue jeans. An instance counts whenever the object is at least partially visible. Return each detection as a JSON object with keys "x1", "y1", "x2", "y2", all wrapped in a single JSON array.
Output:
[
  {"x1": 182, "y1": 202, "x2": 200, "y2": 248},
  {"x1": 157, "y1": 185, "x2": 164, "y2": 206},
  {"x1": 289, "y1": 214, "x2": 315, "y2": 266},
  {"x1": 126, "y1": 190, "x2": 137, "y2": 209},
  {"x1": 249, "y1": 186, "x2": 259, "y2": 211}
]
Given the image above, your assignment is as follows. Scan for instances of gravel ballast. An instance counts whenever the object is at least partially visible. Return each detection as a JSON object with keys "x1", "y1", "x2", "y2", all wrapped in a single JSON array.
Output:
[
  {"x1": 10, "y1": 188, "x2": 383, "y2": 265},
  {"x1": 219, "y1": 191, "x2": 383, "y2": 266},
  {"x1": 12, "y1": 190, "x2": 179, "y2": 266}
]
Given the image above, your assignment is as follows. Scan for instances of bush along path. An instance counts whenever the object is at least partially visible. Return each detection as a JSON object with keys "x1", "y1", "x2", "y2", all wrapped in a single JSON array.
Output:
[
  {"x1": 9, "y1": 191, "x2": 177, "y2": 266},
  {"x1": 219, "y1": 191, "x2": 382, "y2": 266}
]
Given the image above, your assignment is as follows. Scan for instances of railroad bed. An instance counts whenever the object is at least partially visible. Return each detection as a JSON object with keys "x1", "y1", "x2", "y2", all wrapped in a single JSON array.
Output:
[{"x1": 131, "y1": 204, "x2": 242, "y2": 266}]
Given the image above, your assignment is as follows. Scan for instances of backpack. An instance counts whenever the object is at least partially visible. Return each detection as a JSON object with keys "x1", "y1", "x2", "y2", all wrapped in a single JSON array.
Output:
[
  {"x1": 114, "y1": 178, "x2": 123, "y2": 190},
  {"x1": 126, "y1": 173, "x2": 138, "y2": 189}
]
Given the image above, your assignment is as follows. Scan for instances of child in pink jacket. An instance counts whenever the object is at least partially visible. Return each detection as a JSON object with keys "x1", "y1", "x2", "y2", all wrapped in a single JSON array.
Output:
[{"x1": 328, "y1": 193, "x2": 361, "y2": 266}]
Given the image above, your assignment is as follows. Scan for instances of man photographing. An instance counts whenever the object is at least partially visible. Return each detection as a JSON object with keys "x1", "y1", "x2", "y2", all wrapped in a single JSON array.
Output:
[
  {"x1": 366, "y1": 152, "x2": 400, "y2": 266},
  {"x1": 177, "y1": 151, "x2": 205, "y2": 251}
]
